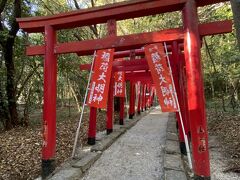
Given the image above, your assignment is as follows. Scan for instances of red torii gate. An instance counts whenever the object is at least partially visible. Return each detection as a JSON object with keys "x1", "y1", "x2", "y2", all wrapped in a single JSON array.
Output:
[{"x1": 17, "y1": 0, "x2": 232, "y2": 179}]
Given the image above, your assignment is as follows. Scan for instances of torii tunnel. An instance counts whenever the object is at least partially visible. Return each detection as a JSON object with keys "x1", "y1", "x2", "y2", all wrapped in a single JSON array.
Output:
[{"x1": 17, "y1": 0, "x2": 232, "y2": 179}]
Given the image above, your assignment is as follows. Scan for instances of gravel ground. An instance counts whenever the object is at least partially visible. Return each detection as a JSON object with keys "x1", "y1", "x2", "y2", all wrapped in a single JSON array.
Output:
[
  {"x1": 82, "y1": 107, "x2": 168, "y2": 180},
  {"x1": 209, "y1": 136, "x2": 240, "y2": 180}
]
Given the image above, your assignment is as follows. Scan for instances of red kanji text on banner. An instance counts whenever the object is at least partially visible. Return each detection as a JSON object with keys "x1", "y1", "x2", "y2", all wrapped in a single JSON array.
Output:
[
  {"x1": 144, "y1": 43, "x2": 178, "y2": 112},
  {"x1": 87, "y1": 49, "x2": 114, "y2": 109}
]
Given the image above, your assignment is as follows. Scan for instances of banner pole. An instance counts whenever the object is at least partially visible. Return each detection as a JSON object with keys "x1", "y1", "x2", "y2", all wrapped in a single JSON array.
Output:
[
  {"x1": 72, "y1": 51, "x2": 96, "y2": 158},
  {"x1": 163, "y1": 42, "x2": 193, "y2": 169}
]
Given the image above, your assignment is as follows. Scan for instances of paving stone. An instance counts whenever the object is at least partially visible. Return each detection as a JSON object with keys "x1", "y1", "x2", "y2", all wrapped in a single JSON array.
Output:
[
  {"x1": 116, "y1": 127, "x2": 127, "y2": 134},
  {"x1": 165, "y1": 140, "x2": 180, "y2": 154},
  {"x1": 164, "y1": 154, "x2": 184, "y2": 171},
  {"x1": 49, "y1": 167, "x2": 82, "y2": 180},
  {"x1": 121, "y1": 119, "x2": 138, "y2": 130},
  {"x1": 165, "y1": 169, "x2": 187, "y2": 180},
  {"x1": 166, "y1": 132, "x2": 178, "y2": 141},
  {"x1": 167, "y1": 126, "x2": 177, "y2": 133},
  {"x1": 72, "y1": 152, "x2": 101, "y2": 172},
  {"x1": 113, "y1": 124, "x2": 121, "y2": 130},
  {"x1": 91, "y1": 131, "x2": 122, "y2": 152},
  {"x1": 95, "y1": 131, "x2": 107, "y2": 141}
]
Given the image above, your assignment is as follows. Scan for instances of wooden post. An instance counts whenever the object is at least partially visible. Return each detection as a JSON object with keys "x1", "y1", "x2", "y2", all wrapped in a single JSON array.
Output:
[
  {"x1": 144, "y1": 84, "x2": 147, "y2": 110},
  {"x1": 183, "y1": 1, "x2": 210, "y2": 179},
  {"x1": 88, "y1": 107, "x2": 97, "y2": 145},
  {"x1": 179, "y1": 53, "x2": 191, "y2": 139},
  {"x1": 133, "y1": 83, "x2": 136, "y2": 115},
  {"x1": 42, "y1": 25, "x2": 57, "y2": 178},
  {"x1": 137, "y1": 83, "x2": 142, "y2": 114},
  {"x1": 106, "y1": 76, "x2": 114, "y2": 134},
  {"x1": 171, "y1": 41, "x2": 186, "y2": 155},
  {"x1": 129, "y1": 81, "x2": 134, "y2": 119},
  {"x1": 119, "y1": 97, "x2": 124, "y2": 125},
  {"x1": 141, "y1": 84, "x2": 146, "y2": 112},
  {"x1": 106, "y1": 19, "x2": 116, "y2": 134}
]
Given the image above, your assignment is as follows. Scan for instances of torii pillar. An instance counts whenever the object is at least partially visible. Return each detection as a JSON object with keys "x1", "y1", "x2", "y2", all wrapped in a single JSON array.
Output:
[
  {"x1": 183, "y1": 0, "x2": 210, "y2": 179},
  {"x1": 171, "y1": 41, "x2": 186, "y2": 155},
  {"x1": 119, "y1": 96, "x2": 125, "y2": 125},
  {"x1": 129, "y1": 81, "x2": 135, "y2": 119},
  {"x1": 141, "y1": 84, "x2": 146, "y2": 112},
  {"x1": 106, "y1": 19, "x2": 117, "y2": 134},
  {"x1": 137, "y1": 83, "x2": 142, "y2": 114},
  {"x1": 42, "y1": 25, "x2": 57, "y2": 178}
]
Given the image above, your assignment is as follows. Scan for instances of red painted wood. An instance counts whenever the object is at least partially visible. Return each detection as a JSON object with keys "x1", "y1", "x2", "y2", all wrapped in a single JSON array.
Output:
[
  {"x1": 58, "y1": 29, "x2": 183, "y2": 55},
  {"x1": 137, "y1": 84, "x2": 142, "y2": 113},
  {"x1": 106, "y1": 76, "x2": 114, "y2": 132},
  {"x1": 114, "y1": 65, "x2": 149, "y2": 72},
  {"x1": 26, "y1": 28, "x2": 183, "y2": 56},
  {"x1": 125, "y1": 71, "x2": 151, "y2": 78},
  {"x1": 114, "y1": 49, "x2": 145, "y2": 58},
  {"x1": 141, "y1": 84, "x2": 146, "y2": 111},
  {"x1": 198, "y1": 20, "x2": 232, "y2": 36},
  {"x1": 17, "y1": 0, "x2": 227, "y2": 33},
  {"x1": 113, "y1": 44, "x2": 185, "y2": 58},
  {"x1": 144, "y1": 84, "x2": 147, "y2": 110},
  {"x1": 196, "y1": 0, "x2": 228, "y2": 7},
  {"x1": 129, "y1": 81, "x2": 135, "y2": 118},
  {"x1": 42, "y1": 25, "x2": 57, "y2": 160},
  {"x1": 25, "y1": 20, "x2": 232, "y2": 56},
  {"x1": 106, "y1": 20, "x2": 116, "y2": 133},
  {"x1": 133, "y1": 83, "x2": 136, "y2": 115},
  {"x1": 107, "y1": 19, "x2": 117, "y2": 37},
  {"x1": 147, "y1": 84, "x2": 151, "y2": 108},
  {"x1": 17, "y1": 0, "x2": 187, "y2": 32},
  {"x1": 127, "y1": 77, "x2": 152, "y2": 83},
  {"x1": 80, "y1": 59, "x2": 148, "y2": 71},
  {"x1": 183, "y1": 0, "x2": 210, "y2": 177},
  {"x1": 171, "y1": 42, "x2": 184, "y2": 143},
  {"x1": 150, "y1": 88, "x2": 155, "y2": 106},
  {"x1": 179, "y1": 53, "x2": 190, "y2": 137},
  {"x1": 88, "y1": 107, "x2": 97, "y2": 138}
]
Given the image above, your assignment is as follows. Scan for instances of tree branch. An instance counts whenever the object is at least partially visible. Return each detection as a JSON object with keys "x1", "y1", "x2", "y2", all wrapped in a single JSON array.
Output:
[
  {"x1": 230, "y1": 0, "x2": 240, "y2": 50},
  {"x1": 204, "y1": 37, "x2": 217, "y2": 73},
  {"x1": 72, "y1": 0, "x2": 99, "y2": 38},
  {"x1": 73, "y1": 0, "x2": 80, "y2": 9},
  {"x1": 9, "y1": 0, "x2": 21, "y2": 38},
  {"x1": 0, "y1": 0, "x2": 8, "y2": 14},
  {"x1": 16, "y1": 63, "x2": 41, "y2": 100}
]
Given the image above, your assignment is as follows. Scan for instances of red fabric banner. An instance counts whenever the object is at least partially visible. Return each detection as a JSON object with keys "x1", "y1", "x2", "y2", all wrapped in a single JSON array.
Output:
[
  {"x1": 144, "y1": 43, "x2": 178, "y2": 112},
  {"x1": 114, "y1": 71, "x2": 126, "y2": 97},
  {"x1": 87, "y1": 49, "x2": 114, "y2": 109},
  {"x1": 114, "y1": 59, "x2": 126, "y2": 97}
]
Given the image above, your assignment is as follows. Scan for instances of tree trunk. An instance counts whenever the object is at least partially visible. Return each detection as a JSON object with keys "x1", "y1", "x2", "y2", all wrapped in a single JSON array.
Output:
[
  {"x1": 3, "y1": 38, "x2": 19, "y2": 129},
  {"x1": 230, "y1": 0, "x2": 240, "y2": 50},
  {"x1": 69, "y1": 80, "x2": 81, "y2": 112},
  {"x1": 210, "y1": 80, "x2": 215, "y2": 98},
  {"x1": 0, "y1": 78, "x2": 9, "y2": 127},
  {"x1": 221, "y1": 95, "x2": 226, "y2": 112}
]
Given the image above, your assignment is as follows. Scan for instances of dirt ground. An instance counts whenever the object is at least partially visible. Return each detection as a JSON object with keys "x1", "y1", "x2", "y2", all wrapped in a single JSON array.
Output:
[
  {"x1": 207, "y1": 109, "x2": 240, "y2": 173},
  {"x1": 0, "y1": 106, "x2": 122, "y2": 180}
]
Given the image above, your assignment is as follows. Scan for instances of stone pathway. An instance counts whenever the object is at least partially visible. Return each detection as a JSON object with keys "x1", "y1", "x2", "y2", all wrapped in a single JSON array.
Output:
[{"x1": 81, "y1": 107, "x2": 168, "y2": 180}]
